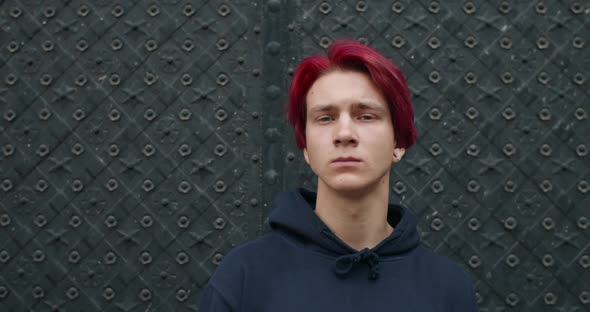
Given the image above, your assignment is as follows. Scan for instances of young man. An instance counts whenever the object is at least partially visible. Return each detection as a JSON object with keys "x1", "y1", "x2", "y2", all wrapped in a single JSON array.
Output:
[{"x1": 198, "y1": 39, "x2": 479, "y2": 311}]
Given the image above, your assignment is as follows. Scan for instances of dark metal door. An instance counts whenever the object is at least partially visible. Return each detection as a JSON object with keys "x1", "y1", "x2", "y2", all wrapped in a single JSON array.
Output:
[{"x1": 0, "y1": 1, "x2": 588, "y2": 311}]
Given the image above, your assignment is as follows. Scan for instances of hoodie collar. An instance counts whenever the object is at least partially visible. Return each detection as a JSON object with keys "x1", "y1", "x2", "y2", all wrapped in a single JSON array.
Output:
[{"x1": 269, "y1": 188, "x2": 421, "y2": 280}]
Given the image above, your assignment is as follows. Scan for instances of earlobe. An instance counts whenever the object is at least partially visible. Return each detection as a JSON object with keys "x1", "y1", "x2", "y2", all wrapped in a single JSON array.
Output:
[
  {"x1": 392, "y1": 148, "x2": 406, "y2": 163},
  {"x1": 303, "y1": 148, "x2": 310, "y2": 165}
]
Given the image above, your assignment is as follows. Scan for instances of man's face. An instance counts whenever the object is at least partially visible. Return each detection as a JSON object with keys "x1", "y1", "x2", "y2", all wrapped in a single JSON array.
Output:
[{"x1": 304, "y1": 70, "x2": 405, "y2": 195}]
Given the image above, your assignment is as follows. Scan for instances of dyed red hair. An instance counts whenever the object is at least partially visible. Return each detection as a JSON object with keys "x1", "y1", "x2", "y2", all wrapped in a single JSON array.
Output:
[{"x1": 287, "y1": 39, "x2": 417, "y2": 150}]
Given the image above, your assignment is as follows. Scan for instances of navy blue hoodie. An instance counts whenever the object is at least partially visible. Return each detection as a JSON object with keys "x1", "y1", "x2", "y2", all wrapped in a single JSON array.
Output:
[{"x1": 199, "y1": 188, "x2": 479, "y2": 311}]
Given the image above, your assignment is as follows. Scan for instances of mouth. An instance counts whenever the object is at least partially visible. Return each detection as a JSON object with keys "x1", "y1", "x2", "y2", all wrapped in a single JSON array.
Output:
[{"x1": 331, "y1": 157, "x2": 362, "y2": 163}]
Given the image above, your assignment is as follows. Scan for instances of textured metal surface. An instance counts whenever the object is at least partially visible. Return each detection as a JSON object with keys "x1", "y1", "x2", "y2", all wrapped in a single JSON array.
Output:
[{"x1": 0, "y1": 0, "x2": 588, "y2": 311}]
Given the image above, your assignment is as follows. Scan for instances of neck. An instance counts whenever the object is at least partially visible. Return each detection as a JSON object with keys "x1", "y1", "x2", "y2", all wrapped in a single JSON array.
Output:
[{"x1": 314, "y1": 176, "x2": 393, "y2": 251}]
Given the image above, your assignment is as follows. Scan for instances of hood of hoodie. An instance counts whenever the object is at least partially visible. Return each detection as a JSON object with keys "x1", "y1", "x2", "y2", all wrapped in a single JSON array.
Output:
[{"x1": 269, "y1": 188, "x2": 421, "y2": 258}]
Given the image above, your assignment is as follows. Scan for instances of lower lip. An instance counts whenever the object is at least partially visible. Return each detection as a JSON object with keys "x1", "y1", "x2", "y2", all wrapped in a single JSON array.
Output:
[{"x1": 330, "y1": 161, "x2": 362, "y2": 168}]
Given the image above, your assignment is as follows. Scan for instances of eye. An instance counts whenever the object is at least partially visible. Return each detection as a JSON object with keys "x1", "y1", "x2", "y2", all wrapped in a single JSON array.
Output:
[
  {"x1": 358, "y1": 114, "x2": 376, "y2": 121},
  {"x1": 317, "y1": 115, "x2": 333, "y2": 123}
]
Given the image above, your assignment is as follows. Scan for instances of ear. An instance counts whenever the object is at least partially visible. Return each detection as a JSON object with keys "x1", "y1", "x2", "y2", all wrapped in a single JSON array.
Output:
[
  {"x1": 303, "y1": 148, "x2": 310, "y2": 165},
  {"x1": 392, "y1": 148, "x2": 406, "y2": 163}
]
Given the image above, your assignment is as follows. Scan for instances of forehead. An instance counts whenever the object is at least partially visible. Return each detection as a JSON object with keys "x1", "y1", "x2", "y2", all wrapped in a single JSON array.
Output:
[{"x1": 305, "y1": 70, "x2": 387, "y2": 110}]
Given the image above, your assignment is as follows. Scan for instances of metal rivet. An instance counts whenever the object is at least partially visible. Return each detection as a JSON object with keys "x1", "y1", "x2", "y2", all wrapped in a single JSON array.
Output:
[
  {"x1": 356, "y1": 1, "x2": 367, "y2": 12},
  {"x1": 573, "y1": 36, "x2": 584, "y2": 49},
  {"x1": 502, "y1": 108, "x2": 515, "y2": 120},
  {"x1": 393, "y1": 181, "x2": 406, "y2": 195},
  {"x1": 176, "y1": 252, "x2": 189, "y2": 265},
  {"x1": 69, "y1": 250, "x2": 80, "y2": 263},
  {"x1": 141, "y1": 215, "x2": 153, "y2": 228},
  {"x1": 142, "y1": 180, "x2": 154, "y2": 192},
  {"x1": 10, "y1": 7, "x2": 22, "y2": 18},
  {"x1": 319, "y1": 2, "x2": 332, "y2": 14},
  {"x1": 431, "y1": 218, "x2": 443, "y2": 231},
  {"x1": 429, "y1": 1, "x2": 440, "y2": 14},
  {"x1": 468, "y1": 218, "x2": 480, "y2": 231},
  {"x1": 570, "y1": 2, "x2": 583, "y2": 14},
  {"x1": 467, "y1": 144, "x2": 480, "y2": 157},
  {"x1": 537, "y1": 72, "x2": 551, "y2": 85},
  {"x1": 176, "y1": 288, "x2": 189, "y2": 302},
  {"x1": 578, "y1": 255, "x2": 590, "y2": 269},
  {"x1": 506, "y1": 293, "x2": 520, "y2": 307},
  {"x1": 214, "y1": 144, "x2": 226, "y2": 157},
  {"x1": 501, "y1": 72, "x2": 513, "y2": 84},
  {"x1": 139, "y1": 252, "x2": 152, "y2": 265},
  {"x1": 40, "y1": 74, "x2": 53, "y2": 86},
  {"x1": 576, "y1": 144, "x2": 588, "y2": 157},
  {"x1": 139, "y1": 288, "x2": 151, "y2": 301},
  {"x1": 109, "y1": 74, "x2": 120, "y2": 86},
  {"x1": 214, "y1": 217, "x2": 226, "y2": 229},
  {"x1": 106, "y1": 178, "x2": 118, "y2": 192},
  {"x1": 465, "y1": 107, "x2": 479, "y2": 120},
  {"x1": 212, "y1": 253, "x2": 223, "y2": 265},
  {"x1": 573, "y1": 73, "x2": 585, "y2": 85},
  {"x1": 538, "y1": 108, "x2": 551, "y2": 121},
  {"x1": 3, "y1": 110, "x2": 16, "y2": 122},
  {"x1": 319, "y1": 36, "x2": 332, "y2": 49},
  {"x1": 429, "y1": 108, "x2": 442, "y2": 120},
  {"x1": 464, "y1": 72, "x2": 477, "y2": 85},
  {"x1": 178, "y1": 144, "x2": 191, "y2": 157},
  {"x1": 78, "y1": 5, "x2": 89, "y2": 17},
  {"x1": 505, "y1": 254, "x2": 519, "y2": 267},
  {"x1": 542, "y1": 217, "x2": 555, "y2": 230},
  {"x1": 6, "y1": 74, "x2": 18, "y2": 85},
  {"x1": 105, "y1": 251, "x2": 117, "y2": 265},
  {"x1": 536, "y1": 2, "x2": 547, "y2": 14},
  {"x1": 465, "y1": 35, "x2": 478, "y2": 48},
  {"x1": 217, "y1": 38, "x2": 229, "y2": 51},
  {"x1": 76, "y1": 39, "x2": 88, "y2": 52},
  {"x1": 41, "y1": 40, "x2": 55, "y2": 52},
  {"x1": 391, "y1": 35, "x2": 405, "y2": 48},
  {"x1": 579, "y1": 291, "x2": 590, "y2": 304},
  {"x1": 504, "y1": 216, "x2": 517, "y2": 230},
  {"x1": 143, "y1": 144, "x2": 155, "y2": 157},
  {"x1": 463, "y1": 2, "x2": 476, "y2": 14},
  {"x1": 103, "y1": 287, "x2": 115, "y2": 300},
  {"x1": 428, "y1": 37, "x2": 441, "y2": 49},
  {"x1": 66, "y1": 287, "x2": 79, "y2": 300},
  {"x1": 147, "y1": 4, "x2": 160, "y2": 17},
  {"x1": 105, "y1": 215, "x2": 117, "y2": 228},
  {"x1": 498, "y1": 1, "x2": 511, "y2": 14},
  {"x1": 145, "y1": 40, "x2": 158, "y2": 52},
  {"x1": 430, "y1": 143, "x2": 442, "y2": 156},
  {"x1": 499, "y1": 37, "x2": 512, "y2": 49},
  {"x1": 183, "y1": 4, "x2": 195, "y2": 16},
  {"x1": 468, "y1": 255, "x2": 481, "y2": 268},
  {"x1": 542, "y1": 254, "x2": 554, "y2": 267},
  {"x1": 467, "y1": 180, "x2": 480, "y2": 192},
  {"x1": 111, "y1": 5, "x2": 124, "y2": 17},
  {"x1": 577, "y1": 180, "x2": 588, "y2": 193},
  {"x1": 214, "y1": 180, "x2": 226, "y2": 193},
  {"x1": 217, "y1": 4, "x2": 231, "y2": 17},
  {"x1": 177, "y1": 215, "x2": 190, "y2": 229},
  {"x1": 392, "y1": 2, "x2": 405, "y2": 13},
  {"x1": 431, "y1": 180, "x2": 444, "y2": 193},
  {"x1": 72, "y1": 143, "x2": 84, "y2": 156},
  {"x1": 180, "y1": 73, "x2": 192, "y2": 85},
  {"x1": 429, "y1": 70, "x2": 441, "y2": 84},
  {"x1": 178, "y1": 181, "x2": 191, "y2": 193},
  {"x1": 539, "y1": 144, "x2": 552, "y2": 157},
  {"x1": 536, "y1": 37, "x2": 549, "y2": 49},
  {"x1": 35, "y1": 179, "x2": 48, "y2": 192}
]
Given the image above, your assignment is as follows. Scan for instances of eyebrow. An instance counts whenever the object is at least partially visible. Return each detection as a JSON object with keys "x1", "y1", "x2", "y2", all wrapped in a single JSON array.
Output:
[{"x1": 309, "y1": 102, "x2": 387, "y2": 113}]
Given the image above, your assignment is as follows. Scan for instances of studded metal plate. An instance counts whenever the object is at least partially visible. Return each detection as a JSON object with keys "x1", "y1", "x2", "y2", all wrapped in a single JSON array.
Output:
[{"x1": 0, "y1": 0, "x2": 588, "y2": 311}]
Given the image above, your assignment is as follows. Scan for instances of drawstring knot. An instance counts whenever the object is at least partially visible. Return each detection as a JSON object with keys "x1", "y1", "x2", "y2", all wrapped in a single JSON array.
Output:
[{"x1": 333, "y1": 248, "x2": 380, "y2": 280}]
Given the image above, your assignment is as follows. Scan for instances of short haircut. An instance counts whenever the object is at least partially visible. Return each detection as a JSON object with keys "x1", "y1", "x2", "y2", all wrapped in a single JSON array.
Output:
[{"x1": 286, "y1": 39, "x2": 417, "y2": 150}]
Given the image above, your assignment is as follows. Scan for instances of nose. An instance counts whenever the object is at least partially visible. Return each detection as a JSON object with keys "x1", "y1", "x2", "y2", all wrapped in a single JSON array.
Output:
[{"x1": 333, "y1": 115, "x2": 358, "y2": 147}]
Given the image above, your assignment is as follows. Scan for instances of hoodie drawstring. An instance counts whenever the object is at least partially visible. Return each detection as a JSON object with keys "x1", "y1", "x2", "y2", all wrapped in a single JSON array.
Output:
[{"x1": 333, "y1": 248, "x2": 380, "y2": 280}]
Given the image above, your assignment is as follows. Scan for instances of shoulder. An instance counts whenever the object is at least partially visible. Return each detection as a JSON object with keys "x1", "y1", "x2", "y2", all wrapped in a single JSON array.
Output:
[
  {"x1": 415, "y1": 245, "x2": 479, "y2": 310},
  {"x1": 205, "y1": 233, "x2": 284, "y2": 309},
  {"x1": 208, "y1": 232, "x2": 285, "y2": 285}
]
